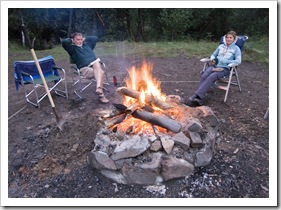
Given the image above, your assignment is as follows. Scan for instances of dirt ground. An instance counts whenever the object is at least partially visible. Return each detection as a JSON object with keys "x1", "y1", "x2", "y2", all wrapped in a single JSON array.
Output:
[{"x1": 6, "y1": 54, "x2": 270, "y2": 202}]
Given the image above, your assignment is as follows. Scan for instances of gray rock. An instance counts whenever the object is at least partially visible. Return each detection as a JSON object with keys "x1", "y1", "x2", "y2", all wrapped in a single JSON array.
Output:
[
  {"x1": 195, "y1": 142, "x2": 213, "y2": 167},
  {"x1": 111, "y1": 135, "x2": 150, "y2": 160},
  {"x1": 150, "y1": 140, "x2": 162, "y2": 151},
  {"x1": 173, "y1": 132, "x2": 191, "y2": 150},
  {"x1": 161, "y1": 137, "x2": 174, "y2": 154},
  {"x1": 161, "y1": 156, "x2": 194, "y2": 181},
  {"x1": 122, "y1": 163, "x2": 159, "y2": 185},
  {"x1": 88, "y1": 151, "x2": 117, "y2": 170},
  {"x1": 100, "y1": 169, "x2": 127, "y2": 184},
  {"x1": 135, "y1": 152, "x2": 163, "y2": 171},
  {"x1": 186, "y1": 118, "x2": 203, "y2": 132},
  {"x1": 188, "y1": 131, "x2": 203, "y2": 148}
]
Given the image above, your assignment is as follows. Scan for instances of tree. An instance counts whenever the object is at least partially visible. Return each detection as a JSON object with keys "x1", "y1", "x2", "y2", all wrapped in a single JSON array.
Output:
[{"x1": 8, "y1": 8, "x2": 269, "y2": 48}]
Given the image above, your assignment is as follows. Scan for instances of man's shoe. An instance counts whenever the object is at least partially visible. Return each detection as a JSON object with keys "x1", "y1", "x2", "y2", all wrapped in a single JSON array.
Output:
[
  {"x1": 99, "y1": 95, "x2": 109, "y2": 104},
  {"x1": 95, "y1": 87, "x2": 103, "y2": 95}
]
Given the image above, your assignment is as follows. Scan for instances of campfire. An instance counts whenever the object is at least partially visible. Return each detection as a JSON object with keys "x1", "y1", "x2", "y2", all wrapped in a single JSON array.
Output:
[
  {"x1": 104, "y1": 61, "x2": 181, "y2": 134},
  {"x1": 88, "y1": 61, "x2": 220, "y2": 185}
]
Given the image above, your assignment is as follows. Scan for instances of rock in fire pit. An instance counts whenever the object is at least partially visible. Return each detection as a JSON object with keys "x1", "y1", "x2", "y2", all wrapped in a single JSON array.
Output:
[{"x1": 88, "y1": 61, "x2": 220, "y2": 185}]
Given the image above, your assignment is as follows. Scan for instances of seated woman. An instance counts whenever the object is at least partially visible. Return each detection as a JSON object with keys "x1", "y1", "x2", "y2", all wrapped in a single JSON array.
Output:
[
  {"x1": 186, "y1": 30, "x2": 241, "y2": 106},
  {"x1": 62, "y1": 32, "x2": 109, "y2": 104}
]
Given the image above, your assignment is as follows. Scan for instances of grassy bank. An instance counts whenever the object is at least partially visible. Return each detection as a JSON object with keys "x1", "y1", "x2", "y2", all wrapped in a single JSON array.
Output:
[{"x1": 8, "y1": 36, "x2": 269, "y2": 64}]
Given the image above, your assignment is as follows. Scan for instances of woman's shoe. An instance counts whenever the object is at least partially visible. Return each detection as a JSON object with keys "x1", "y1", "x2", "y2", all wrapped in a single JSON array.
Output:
[
  {"x1": 189, "y1": 94, "x2": 198, "y2": 101},
  {"x1": 193, "y1": 97, "x2": 203, "y2": 106}
]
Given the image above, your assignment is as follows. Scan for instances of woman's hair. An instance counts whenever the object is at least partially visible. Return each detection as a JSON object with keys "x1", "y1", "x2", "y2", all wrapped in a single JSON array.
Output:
[{"x1": 226, "y1": 31, "x2": 237, "y2": 40}]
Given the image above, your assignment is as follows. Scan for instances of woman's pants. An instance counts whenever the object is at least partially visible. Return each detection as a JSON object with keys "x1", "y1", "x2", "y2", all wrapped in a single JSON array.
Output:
[{"x1": 195, "y1": 66, "x2": 229, "y2": 99}]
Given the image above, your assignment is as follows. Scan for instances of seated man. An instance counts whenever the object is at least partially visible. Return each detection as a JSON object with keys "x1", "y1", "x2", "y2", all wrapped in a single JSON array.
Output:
[{"x1": 62, "y1": 32, "x2": 109, "y2": 103}]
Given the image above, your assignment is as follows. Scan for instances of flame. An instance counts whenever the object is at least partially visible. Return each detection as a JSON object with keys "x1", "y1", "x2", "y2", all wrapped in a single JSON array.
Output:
[
  {"x1": 140, "y1": 90, "x2": 145, "y2": 104},
  {"x1": 124, "y1": 61, "x2": 166, "y2": 106},
  {"x1": 117, "y1": 61, "x2": 168, "y2": 134}
]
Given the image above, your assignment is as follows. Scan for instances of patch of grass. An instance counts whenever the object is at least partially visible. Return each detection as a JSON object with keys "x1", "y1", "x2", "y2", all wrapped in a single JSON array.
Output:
[
  {"x1": 8, "y1": 36, "x2": 269, "y2": 64},
  {"x1": 242, "y1": 36, "x2": 269, "y2": 64}
]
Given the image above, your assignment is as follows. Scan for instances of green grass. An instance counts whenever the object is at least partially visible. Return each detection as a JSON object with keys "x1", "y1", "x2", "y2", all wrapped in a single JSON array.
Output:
[{"x1": 8, "y1": 36, "x2": 269, "y2": 64}]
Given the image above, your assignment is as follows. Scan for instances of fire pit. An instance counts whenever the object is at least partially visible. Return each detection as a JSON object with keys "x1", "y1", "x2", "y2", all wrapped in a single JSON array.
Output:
[{"x1": 88, "y1": 61, "x2": 220, "y2": 185}]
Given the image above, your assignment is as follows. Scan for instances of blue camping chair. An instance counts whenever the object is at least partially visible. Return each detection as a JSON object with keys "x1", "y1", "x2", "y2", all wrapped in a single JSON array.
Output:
[
  {"x1": 200, "y1": 35, "x2": 248, "y2": 102},
  {"x1": 14, "y1": 55, "x2": 68, "y2": 107}
]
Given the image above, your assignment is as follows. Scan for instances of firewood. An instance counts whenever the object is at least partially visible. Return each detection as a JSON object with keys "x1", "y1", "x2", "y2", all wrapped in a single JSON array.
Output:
[
  {"x1": 104, "y1": 113, "x2": 127, "y2": 127},
  {"x1": 125, "y1": 102, "x2": 140, "y2": 114},
  {"x1": 102, "y1": 109, "x2": 125, "y2": 118},
  {"x1": 131, "y1": 110, "x2": 181, "y2": 133},
  {"x1": 116, "y1": 87, "x2": 173, "y2": 110}
]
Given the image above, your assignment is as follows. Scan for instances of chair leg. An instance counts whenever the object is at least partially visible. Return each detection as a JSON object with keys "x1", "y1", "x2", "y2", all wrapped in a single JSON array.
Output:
[
  {"x1": 234, "y1": 68, "x2": 242, "y2": 91},
  {"x1": 23, "y1": 83, "x2": 40, "y2": 108},
  {"x1": 264, "y1": 107, "x2": 269, "y2": 119},
  {"x1": 223, "y1": 68, "x2": 234, "y2": 102},
  {"x1": 72, "y1": 61, "x2": 111, "y2": 99},
  {"x1": 55, "y1": 77, "x2": 68, "y2": 99}
]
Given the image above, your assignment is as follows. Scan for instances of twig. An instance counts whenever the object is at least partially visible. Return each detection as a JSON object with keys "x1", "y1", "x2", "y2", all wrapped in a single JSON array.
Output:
[
  {"x1": 8, "y1": 106, "x2": 27, "y2": 120},
  {"x1": 160, "y1": 81, "x2": 199, "y2": 83},
  {"x1": 96, "y1": 11, "x2": 105, "y2": 26}
]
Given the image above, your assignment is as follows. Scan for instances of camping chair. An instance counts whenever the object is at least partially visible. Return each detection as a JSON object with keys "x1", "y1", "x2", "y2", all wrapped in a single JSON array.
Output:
[
  {"x1": 14, "y1": 55, "x2": 68, "y2": 108},
  {"x1": 200, "y1": 35, "x2": 248, "y2": 102},
  {"x1": 70, "y1": 58, "x2": 110, "y2": 99}
]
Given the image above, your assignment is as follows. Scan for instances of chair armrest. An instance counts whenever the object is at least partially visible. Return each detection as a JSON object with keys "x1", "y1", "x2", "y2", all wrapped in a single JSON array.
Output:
[
  {"x1": 21, "y1": 71, "x2": 31, "y2": 76},
  {"x1": 53, "y1": 66, "x2": 63, "y2": 71},
  {"x1": 52, "y1": 66, "x2": 66, "y2": 79},
  {"x1": 71, "y1": 65, "x2": 79, "y2": 71},
  {"x1": 200, "y1": 58, "x2": 211, "y2": 63},
  {"x1": 53, "y1": 66, "x2": 66, "y2": 73},
  {"x1": 228, "y1": 63, "x2": 238, "y2": 68},
  {"x1": 21, "y1": 71, "x2": 35, "y2": 83}
]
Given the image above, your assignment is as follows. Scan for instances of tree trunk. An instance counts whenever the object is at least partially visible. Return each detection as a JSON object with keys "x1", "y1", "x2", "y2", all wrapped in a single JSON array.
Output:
[{"x1": 67, "y1": 8, "x2": 74, "y2": 37}]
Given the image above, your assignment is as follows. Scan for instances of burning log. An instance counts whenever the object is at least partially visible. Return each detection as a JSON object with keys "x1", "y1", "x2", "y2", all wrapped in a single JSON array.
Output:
[
  {"x1": 117, "y1": 87, "x2": 173, "y2": 110},
  {"x1": 104, "y1": 113, "x2": 127, "y2": 127},
  {"x1": 102, "y1": 109, "x2": 125, "y2": 118},
  {"x1": 131, "y1": 109, "x2": 181, "y2": 133},
  {"x1": 125, "y1": 102, "x2": 140, "y2": 114}
]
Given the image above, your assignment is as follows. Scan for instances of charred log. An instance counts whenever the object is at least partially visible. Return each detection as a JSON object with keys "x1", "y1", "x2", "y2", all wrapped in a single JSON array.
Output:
[
  {"x1": 104, "y1": 113, "x2": 127, "y2": 127},
  {"x1": 131, "y1": 110, "x2": 181, "y2": 133},
  {"x1": 117, "y1": 87, "x2": 173, "y2": 110}
]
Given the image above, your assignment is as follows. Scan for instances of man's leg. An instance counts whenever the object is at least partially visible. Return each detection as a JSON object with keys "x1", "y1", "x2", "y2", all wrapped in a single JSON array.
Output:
[
  {"x1": 92, "y1": 61, "x2": 109, "y2": 103},
  {"x1": 92, "y1": 61, "x2": 104, "y2": 91}
]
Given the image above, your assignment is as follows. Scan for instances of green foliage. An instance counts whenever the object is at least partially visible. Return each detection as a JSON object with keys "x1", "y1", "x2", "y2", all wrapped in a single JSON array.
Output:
[
  {"x1": 8, "y1": 8, "x2": 269, "y2": 49},
  {"x1": 242, "y1": 36, "x2": 269, "y2": 63},
  {"x1": 158, "y1": 9, "x2": 192, "y2": 41},
  {"x1": 9, "y1": 36, "x2": 269, "y2": 64}
]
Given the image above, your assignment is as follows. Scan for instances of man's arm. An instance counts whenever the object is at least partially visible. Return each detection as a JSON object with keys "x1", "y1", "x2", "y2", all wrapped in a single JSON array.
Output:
[
  {"x1": 85, "y1": 36, "x2": 99, "y2": 50},
  {"x1": 61, "y1": 38, "x2": 73, "y2": 53}
]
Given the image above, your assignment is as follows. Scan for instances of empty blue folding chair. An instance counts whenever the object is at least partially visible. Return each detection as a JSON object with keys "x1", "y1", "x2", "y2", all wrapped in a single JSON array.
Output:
[{"x1": 14, "y1": 55, "x2": 68, "y2": 108}]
